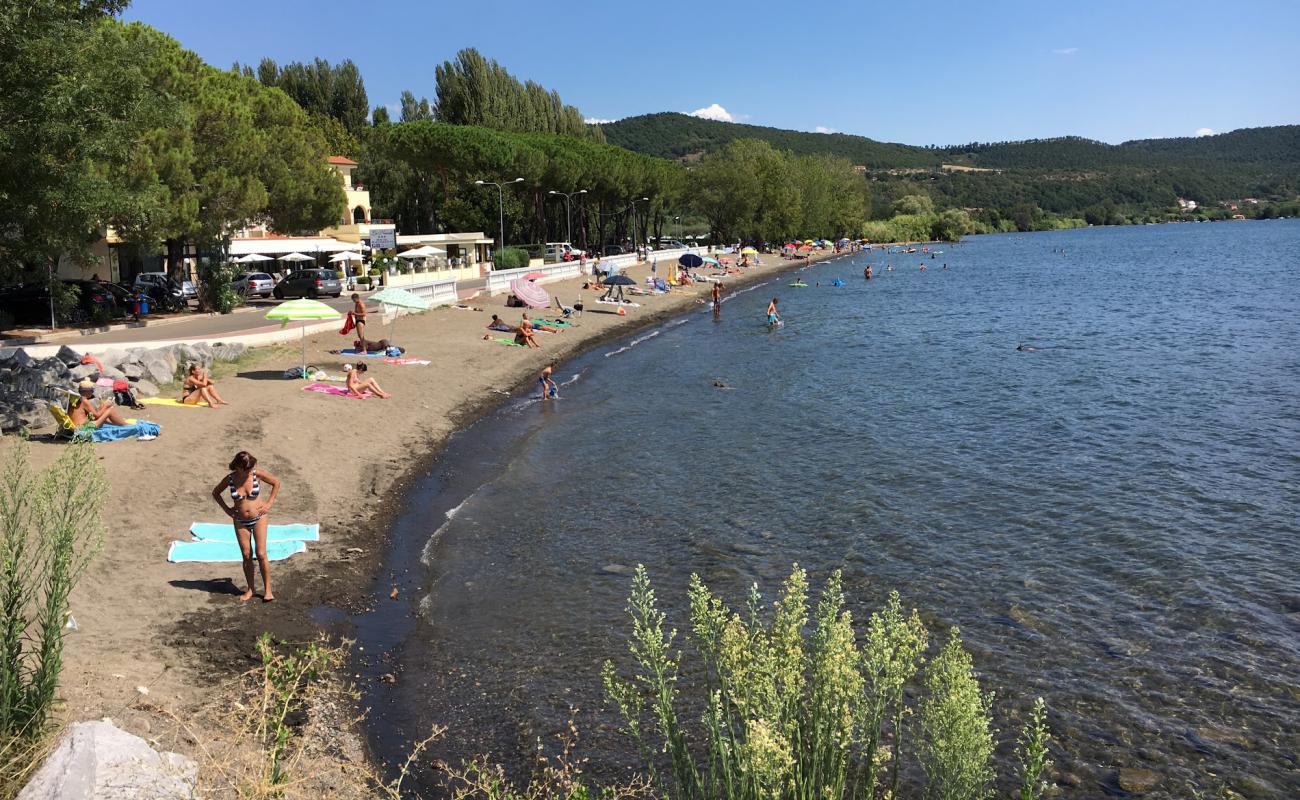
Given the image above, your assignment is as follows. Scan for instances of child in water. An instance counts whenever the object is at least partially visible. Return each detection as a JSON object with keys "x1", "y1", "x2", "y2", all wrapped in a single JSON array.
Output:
[{"x1": 539, "y1": 362, "x2": 558, "y2": 399}]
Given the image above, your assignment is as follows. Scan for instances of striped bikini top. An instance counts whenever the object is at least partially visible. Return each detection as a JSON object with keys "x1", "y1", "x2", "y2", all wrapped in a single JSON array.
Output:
[{"x1": 228, "y1": 472, "x2": 260, "y2": 501}]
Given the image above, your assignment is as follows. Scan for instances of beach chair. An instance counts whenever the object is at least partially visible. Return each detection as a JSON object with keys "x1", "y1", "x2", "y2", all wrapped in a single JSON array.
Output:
[{"x1": 47, "y1": 402, "x2": 87, "y2": 442}]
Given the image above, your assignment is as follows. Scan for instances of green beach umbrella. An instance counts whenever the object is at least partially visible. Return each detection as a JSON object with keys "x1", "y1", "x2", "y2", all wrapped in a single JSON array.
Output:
[
  {"x1": 265, "y1": 298, "x2": 341, "y2": 376},
  {"x1": 368, "y1": 287, "x2": 432, "y2": 340}
]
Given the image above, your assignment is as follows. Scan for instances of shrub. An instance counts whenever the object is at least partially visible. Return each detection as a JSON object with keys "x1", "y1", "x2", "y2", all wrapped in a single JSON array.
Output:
[
  {"x1": 603, "y1": 565, "x2": 1037, "y2": 800},
  {"x1": 492, "y1": 247, "x2": 530, "y2": 270},
  {"x1": 0, "y1": 440, "x2": 106, "y2": 780},
  {"x1": 198, "y1": 262, "x2": 240, "y2": 314},
  {"x1": 49, "y1": 279, "x2": 81, "y2": 325},
  {"x1": 356, "y1": 276, "x2": 371, "y2": 287},
  {"x1": 518, "y1": 242, "x2": 545, "y2": 261}
]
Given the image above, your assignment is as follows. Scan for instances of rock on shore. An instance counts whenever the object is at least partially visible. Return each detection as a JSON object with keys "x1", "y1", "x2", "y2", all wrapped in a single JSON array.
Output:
[
  {"x1": 17, "y1": 719, "x2": 197, "y2": 799},
  {"x1": 0, "y1": 341, "x2": 244, "y2": 431}
]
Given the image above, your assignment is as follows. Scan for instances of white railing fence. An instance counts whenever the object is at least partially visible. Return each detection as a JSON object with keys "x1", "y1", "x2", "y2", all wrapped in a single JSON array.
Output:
[{"x1": 484, "y1": 248, "x2": 700, "y2": 295}]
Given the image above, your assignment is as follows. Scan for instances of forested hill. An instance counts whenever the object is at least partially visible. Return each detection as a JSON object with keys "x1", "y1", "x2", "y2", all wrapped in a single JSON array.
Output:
[
  {"x1": 601, "y1": 112, "x2": 1300, "y2": 174},
  {"x1": 600, "y1": 113, "x2": 941, "y2": 167}
]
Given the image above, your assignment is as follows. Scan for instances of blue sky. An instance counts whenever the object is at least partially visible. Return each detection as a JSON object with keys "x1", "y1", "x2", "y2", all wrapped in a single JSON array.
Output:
[{"x1": 124, "y1": 0, "x2": 1299, "y2": 145}]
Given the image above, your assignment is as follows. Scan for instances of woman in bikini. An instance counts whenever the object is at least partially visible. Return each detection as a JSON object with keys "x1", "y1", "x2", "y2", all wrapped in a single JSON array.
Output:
[
  {"x1": 346, "y1": 363, "x2": 390, "y2": 398},
  {"x1": 181, "y1": 363, "x2": 228, "y2": 407},
  {"x1": 211, "y1": 451, "x2": 281, "y2": 602}
]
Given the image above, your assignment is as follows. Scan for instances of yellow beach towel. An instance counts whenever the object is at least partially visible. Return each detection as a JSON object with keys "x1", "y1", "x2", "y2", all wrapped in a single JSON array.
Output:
[{"x1": 139, "y1": 397, "x2": 210, "y2": 409}]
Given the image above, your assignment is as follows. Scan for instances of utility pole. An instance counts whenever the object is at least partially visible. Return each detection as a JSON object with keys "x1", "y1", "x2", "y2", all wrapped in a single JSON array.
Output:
[{"x1": 547, "y1": 189, "x2": 588, "y2": 246}]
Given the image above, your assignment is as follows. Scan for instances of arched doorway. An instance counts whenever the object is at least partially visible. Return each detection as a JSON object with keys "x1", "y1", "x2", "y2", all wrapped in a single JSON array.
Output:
[{"x1": 353, "y1": 206, "x2": 367, "y2": 224}]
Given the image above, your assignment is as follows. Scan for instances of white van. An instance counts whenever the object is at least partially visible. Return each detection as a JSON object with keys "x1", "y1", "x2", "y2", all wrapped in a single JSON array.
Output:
[{"x1": 544, "y1": 242, "x2": 585, "y2": 263}]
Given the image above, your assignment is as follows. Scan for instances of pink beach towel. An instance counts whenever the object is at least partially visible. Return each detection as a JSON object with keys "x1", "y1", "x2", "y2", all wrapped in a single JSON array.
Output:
[
  {"x1": 302, "y1": 382, "x2": 371, "y2": 399},
  {"x1": 383, "y1": 357, "x2": 431, "y2": 365}
]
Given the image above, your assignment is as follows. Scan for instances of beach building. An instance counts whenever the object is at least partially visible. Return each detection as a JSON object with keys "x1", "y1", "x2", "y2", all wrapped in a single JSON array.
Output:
[{"x1": 393, "y1": 233, "x2": 494, "y2": 283}]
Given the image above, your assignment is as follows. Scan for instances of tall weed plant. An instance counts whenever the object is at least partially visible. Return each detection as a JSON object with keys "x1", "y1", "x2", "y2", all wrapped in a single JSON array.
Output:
[
  {"x1": 602, "y1": 565, "x2": 1053, "y2": 800},
  {"x1": 0, "y1": 440, "x2": 106, "y2": 779}
]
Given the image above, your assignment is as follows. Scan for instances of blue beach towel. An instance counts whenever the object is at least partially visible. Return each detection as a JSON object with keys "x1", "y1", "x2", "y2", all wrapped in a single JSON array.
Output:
[
  {"x1": 88, "y1": 420, "x2": 160, "y2": 442},
  {"x1": 335, "y1": 349, "x2": 385, "y2": 357},
  {"x1": 188, "y1": 522, "x2": 320, "y2": 543},
  {"x1": 167, "y1": 539, "x2": 307, "y2": 563}
]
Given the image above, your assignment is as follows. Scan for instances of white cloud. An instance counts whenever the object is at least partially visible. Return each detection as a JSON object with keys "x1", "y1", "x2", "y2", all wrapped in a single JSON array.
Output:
[
  {"x1": 814, "y1": 126, "x2": 837, "y2": 134},
  {"x1": 1194, "y1": 127, "x2": 1214, "y2": 137},
  {"x1": 585, "y1": 117, "x2": 616, "y2": 124},
  {"x1": 689, "y1": 103, "x2": 734, "y2": 122},
  {"x1": 1052, "y1": 47, "x2": 1079, "y2": 55}
]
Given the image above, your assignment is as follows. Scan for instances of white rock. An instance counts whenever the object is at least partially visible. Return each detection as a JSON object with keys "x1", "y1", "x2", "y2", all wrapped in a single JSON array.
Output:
[{"x1": 17, "y1": 719, "x2": 197, "y2": 800}]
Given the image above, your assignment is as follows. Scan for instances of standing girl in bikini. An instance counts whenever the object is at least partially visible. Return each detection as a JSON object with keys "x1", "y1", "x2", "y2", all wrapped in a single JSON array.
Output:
[{"x1": 211, "y1": 451, "x2": 282, "y2": 602}]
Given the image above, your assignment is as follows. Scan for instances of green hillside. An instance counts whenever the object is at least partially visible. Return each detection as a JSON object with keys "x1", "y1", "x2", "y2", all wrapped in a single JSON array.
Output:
[
  {"x1": 602, "y1": 113, "x2": 1300, "y2": 177},
  {"x1": 601, "y1": 112, "x2": 941, "y2": 168}
]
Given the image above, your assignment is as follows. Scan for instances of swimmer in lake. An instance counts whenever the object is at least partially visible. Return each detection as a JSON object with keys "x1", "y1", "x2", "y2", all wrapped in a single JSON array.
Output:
[
  {"x1": 766, "y1": 297, "x2": 780, "y2": 327},
  {"x1": 1017, "y1": 343, "x2": 1036, "y2": 352}
]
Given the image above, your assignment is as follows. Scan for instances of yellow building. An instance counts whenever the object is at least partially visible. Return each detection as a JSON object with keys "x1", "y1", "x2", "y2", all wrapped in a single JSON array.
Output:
[{"x1": 319, "y1": 156, "x2": 397, "y2": 246}]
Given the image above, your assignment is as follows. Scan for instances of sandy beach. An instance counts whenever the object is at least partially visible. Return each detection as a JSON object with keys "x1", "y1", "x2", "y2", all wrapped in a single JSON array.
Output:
[{"x1": 5, "y1": 251, "x2": 832, "y2": 769}]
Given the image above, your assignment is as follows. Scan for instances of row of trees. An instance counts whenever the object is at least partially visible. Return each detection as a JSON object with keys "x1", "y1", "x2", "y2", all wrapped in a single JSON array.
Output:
[
  {"x1": 0, "y1": 3, "x2": 342, "y2": 283},
  {"x1": 689, "y1": 140, "x2": 870, "y2": 242}
]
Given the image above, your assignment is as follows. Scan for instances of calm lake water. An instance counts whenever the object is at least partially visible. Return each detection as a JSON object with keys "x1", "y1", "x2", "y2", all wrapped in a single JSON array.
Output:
[{"x1": 353, "y1": 220, "x2": 1300, "y2": 798}]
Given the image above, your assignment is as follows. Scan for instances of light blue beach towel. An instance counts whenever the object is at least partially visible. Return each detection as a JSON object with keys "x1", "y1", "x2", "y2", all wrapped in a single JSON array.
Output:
[
  {"x1": 188, "y1": 522, "x2": 320, "y2": 543},
  {"x1": 167, "y1": 539, "x2": 307, "y2": 563}
]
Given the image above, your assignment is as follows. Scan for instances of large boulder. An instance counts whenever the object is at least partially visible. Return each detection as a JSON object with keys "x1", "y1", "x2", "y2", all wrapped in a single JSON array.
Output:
[
  {"x1": 54, "y1": 344, "x2": 83, "y2": 366},
  {"x1": 96, "y1": 348, "x2": 129, "y2": 370},
  {"x1": 120, "y1": 362, "x2": 145, "y2": 380},
  {"x1": 6, "y1": 349, "x2": 33, "y2": 369},
  {"x1": 17, "y1": 719, "x2": 197, "y2": 800},
  {"x1": 169, "y1": 343, "x2": 208, "y2": 370},
  {"x1": 139, "y1": 353, "x2": 174, "y2": 386},
  {"x1": 101, "y1": 365, "x2": 126, "y2": 381},
  {"x1": 0, "y1": 389, "x2": 46, "y2": 432},
  {"x1": 131, "y1": 378, "x2": 159, "y2": 398},
  {"x1": 69, "y1": 363, "x2": 99, "y2": 382},
  {"x1": 210, "y1": 342, "x2": 246, "y2": 362}
]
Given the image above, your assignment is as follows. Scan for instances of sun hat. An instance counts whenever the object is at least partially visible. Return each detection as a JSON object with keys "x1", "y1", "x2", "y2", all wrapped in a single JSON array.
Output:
[{"x1": 77, "y1": 379, "x2": 95, "y2": 393}]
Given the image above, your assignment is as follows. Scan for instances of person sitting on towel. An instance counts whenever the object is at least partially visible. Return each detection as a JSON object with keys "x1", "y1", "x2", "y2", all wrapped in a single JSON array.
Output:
[
  {"x1": 515, "y1": 320, "x2": 540, "y2": 349},
  {"x1": 68, "y1": 380, "x2": 130, "y2": 429},
  {"x1": 346, "y1": 363, "x2": 390, "y2": 399},
  {"x1": 181, "y1": 363, "x2": 228, "y2": 407}
]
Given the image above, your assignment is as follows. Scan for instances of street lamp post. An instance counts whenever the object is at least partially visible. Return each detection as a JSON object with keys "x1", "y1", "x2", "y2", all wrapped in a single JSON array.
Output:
[
  {"x1": 629, "y1": 197, "x2": 649, "y2": 255},
  {"x1": 547, "y1": 189, "x2": 587, "y2": 246},
  {"x1": 474, "y1": 177, "x2": 525, "y2": 251}
]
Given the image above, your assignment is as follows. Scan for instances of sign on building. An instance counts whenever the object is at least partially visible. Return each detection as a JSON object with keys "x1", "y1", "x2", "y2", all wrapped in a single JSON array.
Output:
[{"x1": 369, "y1": 228, "x2": 396, "y2": 251}]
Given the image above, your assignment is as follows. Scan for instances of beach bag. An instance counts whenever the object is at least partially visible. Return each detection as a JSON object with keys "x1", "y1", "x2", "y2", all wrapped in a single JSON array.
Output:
[
  {"x1": 112, "y1": 379, "x2": 145, "y2": 410},
  {"x1": 384, "y1": 346, "x2": 405, "y2": 357}
]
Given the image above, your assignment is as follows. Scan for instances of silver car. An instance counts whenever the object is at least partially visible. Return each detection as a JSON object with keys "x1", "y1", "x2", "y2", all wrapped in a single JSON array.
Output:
[{"x1": 231, "y1": 271, "x2": 274, "y2": 298}]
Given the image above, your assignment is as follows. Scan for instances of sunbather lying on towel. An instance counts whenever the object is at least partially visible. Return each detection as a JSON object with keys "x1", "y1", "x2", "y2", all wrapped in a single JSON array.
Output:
[
  {"x1": 521, "y1": 313, "x2": 560, "y2": 333},
  {"x1": 69, "y1": 380, "x2": 129, "y2": 429},
  {"x1": 486, "y1": 314, "x2": 514, "y2": 332},
  {"x1": 353, "y1": 337, "x2": 400, "y2": 354}
]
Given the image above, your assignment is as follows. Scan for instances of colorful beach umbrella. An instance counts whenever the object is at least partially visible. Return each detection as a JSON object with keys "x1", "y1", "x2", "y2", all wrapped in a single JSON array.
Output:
[
  {"x1": 369, "y1": 287, "x2": 431, "y2": 340},
  {"x1": 509, "y1": 278, "x2": 551, "y2": 309},
  {"x1": 266, "y1": 298, "x2": 342, "y2": 376},
  {"x1": 741, "y1": 246, "x2": 759, "y2": 255}
]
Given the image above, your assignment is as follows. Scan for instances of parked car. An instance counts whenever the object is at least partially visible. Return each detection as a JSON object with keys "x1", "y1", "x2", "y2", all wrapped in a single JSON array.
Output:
[
  {"x1": 231, "y1": 272, "x2": 274, "y2": 298},
  {"x1": 544, "y1": 242, "x2": 585, "y2": 263},
  {"x1": 602, "y1": 245, "x2": 631, "y2": 257},
  {"x1": 0, "y1": 279, "x2": 123, "y2": 326},
  {"x1": 658, "y1": 240, "x2": 687, "y2": 250},
  {"x1": 272, "y1": 268, "x2": 342, "y2": 299},
  {"x1": 133, "y1": 272, "x2": 196, "y2": 302}
]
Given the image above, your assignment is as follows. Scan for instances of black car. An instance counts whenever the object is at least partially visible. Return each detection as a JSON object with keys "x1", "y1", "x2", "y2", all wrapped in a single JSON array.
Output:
[
  {"x1": 272, "y1": 268, "x2": 343, "y2": 299},
  {"x1": 602, "y1": 245, "x2": 631, "y2": 257},
  {"x1": 0, "y1": 280, "x2": 123, "y2": 326}
]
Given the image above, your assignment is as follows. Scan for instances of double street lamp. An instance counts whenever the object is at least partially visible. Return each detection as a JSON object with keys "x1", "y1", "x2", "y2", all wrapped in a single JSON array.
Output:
[
  {"x1": 547, "y1": 188, "x2": 587, "y2": 245},
  {"x1": 474, "y1": 177, "x2": 525, "y2": 250}
]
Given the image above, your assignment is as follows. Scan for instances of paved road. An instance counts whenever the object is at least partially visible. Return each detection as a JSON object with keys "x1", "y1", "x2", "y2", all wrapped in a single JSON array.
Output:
[
  {"x1": 49, "y1": 277, "x2": 489, "y2": 347},
  {"x1": 60, "y1": 295, "x2": 355, "y2": 346}
]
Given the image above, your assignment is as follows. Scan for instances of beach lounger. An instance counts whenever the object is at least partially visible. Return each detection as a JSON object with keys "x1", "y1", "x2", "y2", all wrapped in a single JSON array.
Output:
[
  {"x1": 167, "y1": 539, "x2": 307, "y2": 563},
  {"x1": 302, "y1": 382, "x2": 371, "y2": 399},
  {"x1": 189, "y1": 522, "x2": 319, "y2": 543}
]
